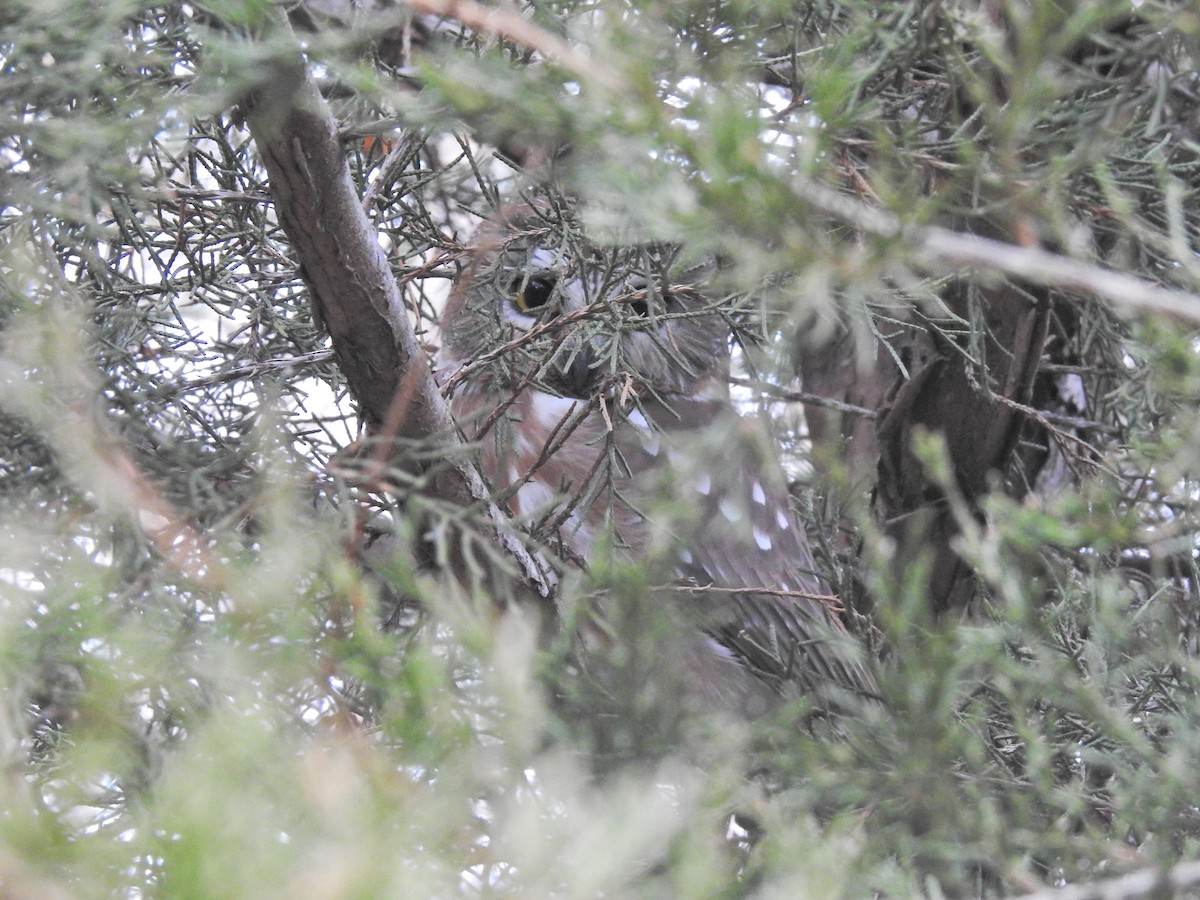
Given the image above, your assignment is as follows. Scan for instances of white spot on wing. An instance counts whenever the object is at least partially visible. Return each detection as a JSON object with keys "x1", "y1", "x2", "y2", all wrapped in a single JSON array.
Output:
[
  {"x1": 679, "y1": 548, "x2": 693, "y2": 565},
  {"x1": 641, "y1": 431, "x2": 661, "y2": 457},
  {"x1": 753, "y1": 527, "x2": 773, "y2": 551},
  {"x1": 626, "y1": 409, "x2": 660, "y2": 456},
  {"x1": 704, "y1": 635, "x2": 737, "y2": 659},
  {"x1": 775, "y1": 509, "x2": 790, "y2": 530},
  {"x1": 1058, "y1": 373, "x2": 1086, "y2": 410},
  {"x1": 627, "y1": 409, "x2": 650, "y2": 431},
  {"x1": 752, "y1": 482, "x2": 767, "y2": 505},
  {"x1": 697, "y1": 473, "x2": 712, "y2": 496},
  {"x1": 719, "y1": 497, "x2": 742, "y2": 523}
]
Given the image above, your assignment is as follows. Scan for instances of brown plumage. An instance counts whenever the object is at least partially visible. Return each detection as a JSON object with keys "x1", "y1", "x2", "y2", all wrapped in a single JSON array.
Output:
[{"x1": 437, "y1": 202, "x2": 877, "y2": 716}]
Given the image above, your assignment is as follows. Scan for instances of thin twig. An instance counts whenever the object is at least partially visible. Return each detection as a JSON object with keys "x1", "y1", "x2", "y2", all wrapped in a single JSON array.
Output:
[
  {"x1": 147, "y1": 350, "x2": 337, "y2": 399},
  {"x1": 440, "y1": 300, "x2": 606, "y2": 396},
  {"x1": 361, "y1": 130, "x2": 426, "y2": 215},
  {"x1": 669, "y1": 583, "x2": 845, "y2": 612},
  {"x1": 730, "y1": 377, "x2": 879, "y2": 419},
  {"x1": 137, "y1": 186, "x2": 272, "y2": 204}
]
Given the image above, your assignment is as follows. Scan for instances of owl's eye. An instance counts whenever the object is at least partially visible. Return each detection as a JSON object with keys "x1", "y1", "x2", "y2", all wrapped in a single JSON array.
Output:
[
  {"x1": 625, "y1": 276, "x2": 651, "y2": 318},
  {"x1": 512, "y1": 274, "x2": 557, "y2": 313},
  {"x1": 625, "y1": 286, "x2": 676, "y2": 319}
]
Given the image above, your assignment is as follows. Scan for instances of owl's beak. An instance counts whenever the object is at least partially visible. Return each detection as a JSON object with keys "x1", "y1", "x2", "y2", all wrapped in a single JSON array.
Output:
[{"x1": 558, "y1": 340, "x2": 597, "y2": 396}]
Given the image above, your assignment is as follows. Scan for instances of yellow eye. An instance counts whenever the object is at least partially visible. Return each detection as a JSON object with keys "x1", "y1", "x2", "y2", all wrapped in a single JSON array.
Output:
[{"x1": 513, "y1": 275, "x2": 557, "y2": 313}]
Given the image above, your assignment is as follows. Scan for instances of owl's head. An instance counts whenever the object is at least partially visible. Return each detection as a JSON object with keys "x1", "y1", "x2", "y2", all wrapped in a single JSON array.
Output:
[{"x1": 438, "y1": 204, "x2": 728, "y2": 400}]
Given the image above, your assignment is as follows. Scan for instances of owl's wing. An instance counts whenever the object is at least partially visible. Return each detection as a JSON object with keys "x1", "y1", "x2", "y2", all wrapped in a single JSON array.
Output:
[
  {"x1": 447, "y1": 377, "x2": 876, "y2": 710},
  {"x1": 614, "y1": 395, "x2": 879, "y2": 708}
]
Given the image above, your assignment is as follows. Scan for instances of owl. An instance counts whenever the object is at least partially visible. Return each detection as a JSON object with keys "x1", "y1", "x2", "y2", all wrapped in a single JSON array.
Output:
[{"x1": 436, "y1": 202, "x2": 877, "y2": 717}]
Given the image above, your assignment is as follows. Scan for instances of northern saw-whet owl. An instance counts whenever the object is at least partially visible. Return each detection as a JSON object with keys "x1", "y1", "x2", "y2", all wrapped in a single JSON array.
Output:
[{"x1": 437, "y1": 203, "x2": 877, "y2": 716}]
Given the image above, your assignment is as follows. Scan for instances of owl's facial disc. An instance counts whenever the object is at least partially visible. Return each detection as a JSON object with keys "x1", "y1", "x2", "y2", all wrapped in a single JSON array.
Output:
[
  {"x1": 535, "y1": 275, "x2": 685, "y2": 397},
  {"x1": 472, "y1": 237, "x2": 719, "y2": 398}
]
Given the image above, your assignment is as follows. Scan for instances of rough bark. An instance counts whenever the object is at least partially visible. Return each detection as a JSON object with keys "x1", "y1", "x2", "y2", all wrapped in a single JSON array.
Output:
[
  {"x1": 240, "y1": 29, "x2": 554, "y2": 608},
  {"x1": 804, "y1": 280, "x2": 1050, "y2": 614}
]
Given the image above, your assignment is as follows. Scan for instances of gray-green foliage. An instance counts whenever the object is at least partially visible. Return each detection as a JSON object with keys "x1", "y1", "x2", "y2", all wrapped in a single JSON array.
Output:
[{"x1": 2, "y1": 0, "x2": 1200, "y2": 896}]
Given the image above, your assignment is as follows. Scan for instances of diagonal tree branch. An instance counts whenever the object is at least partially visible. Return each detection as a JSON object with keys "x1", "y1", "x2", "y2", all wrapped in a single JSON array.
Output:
[{"x1": 238, "y1": 22, "x2": 554, "y2": 606}]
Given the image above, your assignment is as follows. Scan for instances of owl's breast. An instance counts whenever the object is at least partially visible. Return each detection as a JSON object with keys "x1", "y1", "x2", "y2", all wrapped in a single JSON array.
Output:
[{"x1": 448, "y1": 382, "x2": 643, "y2": 557}]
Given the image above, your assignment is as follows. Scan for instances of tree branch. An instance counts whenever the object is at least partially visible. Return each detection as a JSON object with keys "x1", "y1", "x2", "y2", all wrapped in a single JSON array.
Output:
[
  {"x1": 1009, "y1": 858, "x2": 1200, "y2": 900},
  {"x1": 239, "y1": 21, "x2": 553, "y2": 605},
  {"x1": 405, "y1": 0, "x2": 624, "y2": 91},
  {"x1": 794, "y1": 179, "x2": 1200, "y2": 322}
]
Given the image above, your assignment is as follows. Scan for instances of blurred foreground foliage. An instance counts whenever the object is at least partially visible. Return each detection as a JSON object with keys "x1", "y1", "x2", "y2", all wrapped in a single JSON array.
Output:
[{"x1": 3, "y1": 0, "x2": 1200, "y2": 897}]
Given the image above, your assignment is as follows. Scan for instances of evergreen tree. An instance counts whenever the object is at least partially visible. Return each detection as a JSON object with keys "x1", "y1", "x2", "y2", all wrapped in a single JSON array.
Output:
[{"x1": 2, "y1": 1, "x2": 1199, "y2": 895}]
